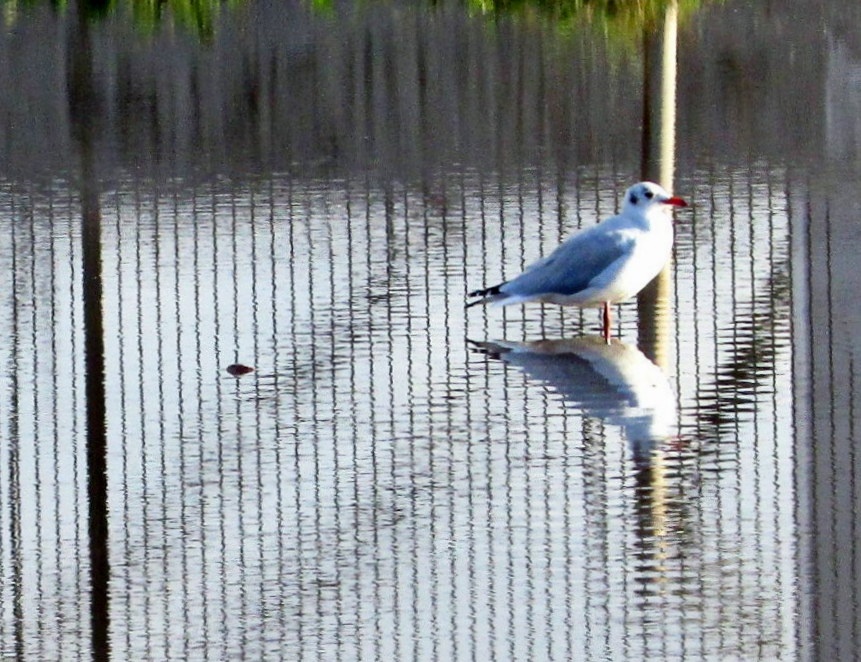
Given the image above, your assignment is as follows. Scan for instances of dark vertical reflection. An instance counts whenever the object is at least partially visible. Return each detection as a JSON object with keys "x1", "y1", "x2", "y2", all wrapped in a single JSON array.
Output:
[
  {"x1": 7, "y1": 188, "x2": 25, "y2": 662},
  {"x1": 68, "y1": 4, "x2": 110, "y2": 660},
  {"x1": 638, "y1": 29, "x2": 656, "y2": 189}
]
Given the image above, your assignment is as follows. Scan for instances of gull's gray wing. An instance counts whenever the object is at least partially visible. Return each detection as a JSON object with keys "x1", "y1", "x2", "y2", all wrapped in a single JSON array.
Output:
[{"x1": 500, "y1": 223, "x2": 635, "y2": 298}]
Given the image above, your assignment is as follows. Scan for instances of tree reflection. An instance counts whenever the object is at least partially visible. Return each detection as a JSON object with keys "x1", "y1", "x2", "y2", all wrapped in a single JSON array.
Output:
[{"x1": 68, "y1": 3, "x2": 110, "y2": 660}]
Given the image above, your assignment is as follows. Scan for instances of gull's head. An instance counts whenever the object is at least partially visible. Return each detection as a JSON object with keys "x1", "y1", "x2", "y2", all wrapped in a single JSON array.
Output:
[{"x1": 622, "y1": 181, "x2": 688, "y2": 216}]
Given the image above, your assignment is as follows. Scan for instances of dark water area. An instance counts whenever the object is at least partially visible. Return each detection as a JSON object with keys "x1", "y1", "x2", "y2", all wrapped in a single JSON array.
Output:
[{"x1": 0, "y1": 0, "x2": 859, "y2": 660}]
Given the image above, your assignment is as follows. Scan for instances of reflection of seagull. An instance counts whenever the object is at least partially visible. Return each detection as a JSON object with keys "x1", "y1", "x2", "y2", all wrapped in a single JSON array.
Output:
[
  {"x1": 466, "y1": 181, "x2": 687, "y2": 343},
  {"x1": 470, "y1": 336, "x2": 677, "y2": 454}
]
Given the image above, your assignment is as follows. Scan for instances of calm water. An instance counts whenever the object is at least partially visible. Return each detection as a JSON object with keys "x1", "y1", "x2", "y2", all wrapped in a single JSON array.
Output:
[{"x1": 0, "y1": 0, "x2": 859, "y2": 660}]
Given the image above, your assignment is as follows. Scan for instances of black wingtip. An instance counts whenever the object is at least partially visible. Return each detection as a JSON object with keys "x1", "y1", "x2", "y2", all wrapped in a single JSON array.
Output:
[
  {"x1": 466, "y1": 285, "x2": 501, "y2": 305},
  {"x1": 465, "y1": 284, "x2": 500, "y2": 309},
  {"x1": 465, "y1": 338, "x2": 500, "y2": 359},
  {"x1": 466, "y1": 338, "x2": 512, "y2": 360}
]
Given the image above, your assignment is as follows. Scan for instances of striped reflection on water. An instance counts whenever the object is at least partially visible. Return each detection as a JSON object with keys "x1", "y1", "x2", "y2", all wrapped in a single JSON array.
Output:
[{"x1": 470, "y1": 336, "x2": 677, "y2": 459}]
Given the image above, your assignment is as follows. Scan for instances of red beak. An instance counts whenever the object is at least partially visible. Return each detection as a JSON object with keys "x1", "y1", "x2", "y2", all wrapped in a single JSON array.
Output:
[{"x1": 663, "y1": 196, "x2": 688, "y2": 207}]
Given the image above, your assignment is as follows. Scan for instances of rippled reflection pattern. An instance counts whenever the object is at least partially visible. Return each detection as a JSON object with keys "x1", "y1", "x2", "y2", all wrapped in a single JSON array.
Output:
[{"x1": 0, "y1": 166, "x2": 796, "y2": 660}]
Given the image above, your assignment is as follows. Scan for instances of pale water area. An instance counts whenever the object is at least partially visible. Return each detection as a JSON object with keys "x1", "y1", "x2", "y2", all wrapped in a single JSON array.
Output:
[{"x1": 0, "y1": 1, "x2": 859, "y2": 660}]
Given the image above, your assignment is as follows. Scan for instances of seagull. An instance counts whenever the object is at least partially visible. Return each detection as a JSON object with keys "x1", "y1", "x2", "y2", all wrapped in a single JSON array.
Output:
[{"x1": 466, "y1": 181, "x2": 688, "y2": 343}]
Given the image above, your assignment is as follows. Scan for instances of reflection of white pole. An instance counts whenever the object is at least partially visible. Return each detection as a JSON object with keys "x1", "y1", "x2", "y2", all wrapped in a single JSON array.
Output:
[
  {"x1": 639, "y1": 2, "x2": 679, "y2": 572},
  {"x1": 660, "y1": 1, "x2": 678, "y2": 189},
  {"x1": 654, "y1": 0, "x2": 678, "y2": 374},
  {"x1": 638, "y1": 1, "x2": 678, "y2": 374}
]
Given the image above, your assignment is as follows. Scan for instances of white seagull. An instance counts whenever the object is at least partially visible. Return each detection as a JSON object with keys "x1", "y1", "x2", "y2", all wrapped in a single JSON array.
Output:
[{"x1": 466, "y1": 181, "x2": 688, "y2": 342}]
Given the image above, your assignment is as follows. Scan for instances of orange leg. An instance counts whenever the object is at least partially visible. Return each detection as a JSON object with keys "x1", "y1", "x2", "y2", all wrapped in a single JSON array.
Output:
[{"x1": 602, "y1": 302, "x2": 611, "y2": 344}]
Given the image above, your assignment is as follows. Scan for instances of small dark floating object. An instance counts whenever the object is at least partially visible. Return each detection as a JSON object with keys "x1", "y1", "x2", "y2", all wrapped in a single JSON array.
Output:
[{"x1": 226, "y1": 364, "x2": 254, "y2": 376}]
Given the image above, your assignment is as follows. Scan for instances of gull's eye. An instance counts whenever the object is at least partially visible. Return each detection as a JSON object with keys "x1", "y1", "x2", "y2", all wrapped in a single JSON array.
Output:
[
  {"x1": 629, "y1": 193, "x2": 638, "y2": 204},
  {"x1": 644, "y1": 189, "x2": 654, "y2": 199}
]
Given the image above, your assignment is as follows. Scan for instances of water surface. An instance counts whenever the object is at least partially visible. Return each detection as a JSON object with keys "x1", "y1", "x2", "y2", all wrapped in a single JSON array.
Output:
[{"x1": 0, "y1": 1, "x2": 859, "y2": 660}]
